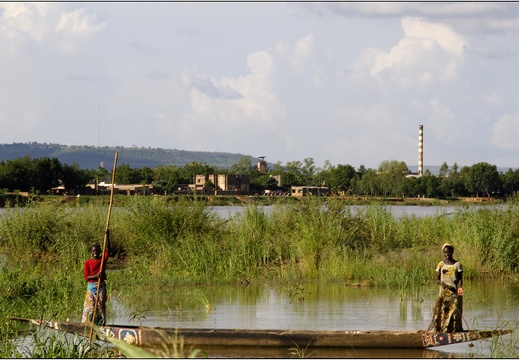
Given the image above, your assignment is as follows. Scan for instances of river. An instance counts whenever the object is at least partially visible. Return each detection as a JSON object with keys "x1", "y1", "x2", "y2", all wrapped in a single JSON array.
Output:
[
  {"x1": 108, "y1": 278, "x2": 518, "y2": 358},
  {"x1": 208, "y1": 204, "x2": 507, "y2": 219}
]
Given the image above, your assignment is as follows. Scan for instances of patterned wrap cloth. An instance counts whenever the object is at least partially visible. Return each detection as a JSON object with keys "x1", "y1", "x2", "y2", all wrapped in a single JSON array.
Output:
[
  {"x1": 428, "y1": 261, "x2": 463, "y2": 332},
  {"x1": 82, "y1": 281, "x2": 106, "y2": 325}
]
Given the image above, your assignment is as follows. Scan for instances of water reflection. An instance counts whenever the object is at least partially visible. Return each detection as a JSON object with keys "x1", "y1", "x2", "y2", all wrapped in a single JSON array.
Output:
[
  {"x1": 109, "y1": 279, "x2": 518, "y2": 358},
  {"x1": 208, "y1": 205, "x2": 509, "y2": 219},
  {"x1": 144, "y1": 345, "x2": 452, "y2": 359}
]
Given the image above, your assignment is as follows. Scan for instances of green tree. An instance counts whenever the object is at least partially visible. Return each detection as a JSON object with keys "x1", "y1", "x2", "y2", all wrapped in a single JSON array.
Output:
[
  {"x1": 440, "y1": 162, "x2": 464, "y2": 197},
  {"x1": 32, "y1": 157, "x2": 62, "y2": 192},
  {"x1": 439, "y1": 162, "x2": 449, "y2": 178},
  {"x1": 283, "y1": 160, "x2": 304, "y2": 186},
  {"x1": 422, "y1": 173, "x2": 441, "y2": 198},
  {"x1": 0, "y1": 156, "x2": 32, "y2": 191},
  {"x1": 61, "y1": 163, "x2": 93, "y2": 190},
  {"x1": 137, "y1": 166, "x2": 155, "y2": 184},
  {"x1": 229, "y1": 156, "x2": 256, "y2": 176},
  {"x1": 501, "y1": 168, "x2": 519, "y2": 196},
  {"x1": 327, "y1": 164, "x2": 356, "y2": 193},
  {"x1": 301, "y1": 158, "x2": 316, "y2": 185},
  {"x1": 179, "y1": 162, "x2": 217, "y2": 184},
  {"x1": 353, "y1": 168, "x2": 380, "y2": 196},
  {"x1": 465, "y1": 162, "x2": 501, "y2": 197},
  {"x1": 377, "y1": 160, "x2": 409, "y2": 196},
  {"x1": 153, "y1": 165, "x2": 181, "y2": 194},
  {"x1": 0, "y1": 156, "x2": 65, "y2": 193},
  {"x1": 403, "y1": 177, "x2": 425, "y2": 198},
  {"x1": 95, "y1": 165, "x2": 110, "y2": 184}
]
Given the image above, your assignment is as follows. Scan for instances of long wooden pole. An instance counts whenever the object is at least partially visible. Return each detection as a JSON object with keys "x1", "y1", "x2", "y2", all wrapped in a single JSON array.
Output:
[{"x1": 89, "y1": 152, "x2": 118, "y2": 343}]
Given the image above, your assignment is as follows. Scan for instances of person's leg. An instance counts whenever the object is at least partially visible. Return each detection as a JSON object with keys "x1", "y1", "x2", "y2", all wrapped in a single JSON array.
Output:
[
  {"x1": 81, "y1": 287, "x2": 95, "y2": 323},
  {"x1": 96, "y1": 283, "x2": 107, "y2": 325}
]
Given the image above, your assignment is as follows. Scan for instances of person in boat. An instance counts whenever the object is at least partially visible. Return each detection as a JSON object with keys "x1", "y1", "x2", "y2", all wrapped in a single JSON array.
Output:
[
  {"x1": 82, "y1": 229, "x2": 110, "y2": 326},
  {"x1": 428, "y1": 243, "x2": 464, "y2": 332}
]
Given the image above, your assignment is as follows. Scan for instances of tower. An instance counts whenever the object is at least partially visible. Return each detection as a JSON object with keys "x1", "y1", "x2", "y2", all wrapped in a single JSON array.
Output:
[
  {"x1": 257, "y1": 156, "x2": 267, "y2": 173},
  {"x1": 418, "y1": 125, "x2": 423, "y2": 176}
]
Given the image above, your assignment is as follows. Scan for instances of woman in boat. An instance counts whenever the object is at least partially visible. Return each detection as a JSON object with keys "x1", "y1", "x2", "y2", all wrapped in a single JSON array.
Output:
[
  {"x1": 428, "y1": 243, "x2": 464, "y2": 332},
  {"x1": 82, "y1": 229, "x2": 110, "y2": 325}
]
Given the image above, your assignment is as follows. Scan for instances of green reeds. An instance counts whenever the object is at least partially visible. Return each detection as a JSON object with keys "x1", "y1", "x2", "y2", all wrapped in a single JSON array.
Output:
[
  {"x1": 1, "y1": 199, "x2": 519, "y2": 334},
  {"x1": 105, "y1": 330, "x2": 205, "y2": 358},
  {"x1": 15, "y1": 330, "x2": 114, "y2": 358}
]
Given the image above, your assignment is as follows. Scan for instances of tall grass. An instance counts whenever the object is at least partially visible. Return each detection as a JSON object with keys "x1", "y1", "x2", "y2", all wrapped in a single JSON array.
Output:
[
  {"x1": 487, "y1": 322, "x2": 519, "y2": 358},
  {"x1": 1, "y1": 197, "x2": 519, "y2": 354},
  {"x1": 16, "y1": 330, "x2": 114, "y2": 358}
]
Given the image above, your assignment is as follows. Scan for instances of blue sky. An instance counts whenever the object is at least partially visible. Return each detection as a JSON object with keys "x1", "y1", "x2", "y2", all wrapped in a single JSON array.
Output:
[{"x1": 1, "y1": 2, "x2": 519, "y2": 170}]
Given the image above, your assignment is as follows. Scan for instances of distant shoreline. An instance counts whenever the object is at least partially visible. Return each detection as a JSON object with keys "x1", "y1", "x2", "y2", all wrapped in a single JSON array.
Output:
[{"x1": 0, "y1": 193, "x2": 509, "y2": 208}]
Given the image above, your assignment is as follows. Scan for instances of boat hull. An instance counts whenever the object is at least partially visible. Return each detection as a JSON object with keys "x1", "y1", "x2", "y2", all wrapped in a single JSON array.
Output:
[{"x1": 9, "y1": 318, "x2": 510, "y2": 349}]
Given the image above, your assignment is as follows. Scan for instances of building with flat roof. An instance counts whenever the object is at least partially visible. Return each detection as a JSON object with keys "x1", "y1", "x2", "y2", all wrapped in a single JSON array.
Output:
[
  {"x1": 290, "y1": 186, "x2": 330, "y2": 198},
  {"x1": 193, "y1": 174, "x2": 250, "y2": 194}
]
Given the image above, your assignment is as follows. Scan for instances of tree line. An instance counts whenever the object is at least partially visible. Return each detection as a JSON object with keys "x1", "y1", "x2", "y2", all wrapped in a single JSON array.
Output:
[{"x1": 1, "y1": 155, "x2": 518, "y2": 199}]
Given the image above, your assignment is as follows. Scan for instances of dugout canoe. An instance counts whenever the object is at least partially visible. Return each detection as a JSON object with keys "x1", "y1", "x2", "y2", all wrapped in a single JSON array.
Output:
[{"x1": 8, "y1": 317, "x2": 511, "y2": 349}]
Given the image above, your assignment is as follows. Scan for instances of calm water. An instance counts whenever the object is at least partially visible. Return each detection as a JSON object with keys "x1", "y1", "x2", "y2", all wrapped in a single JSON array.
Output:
[
  {"x1": 108, "y1": 279, "x2": 519, "y2": 358},
  {"x1": 208, "y1": 204, "x2": 507, "y2": 219}
]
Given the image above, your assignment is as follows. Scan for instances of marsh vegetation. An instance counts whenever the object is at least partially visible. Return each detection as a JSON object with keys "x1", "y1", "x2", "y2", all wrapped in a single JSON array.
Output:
[{"x1": 1, "y1": 197, "x2": 518, "y2": 357}]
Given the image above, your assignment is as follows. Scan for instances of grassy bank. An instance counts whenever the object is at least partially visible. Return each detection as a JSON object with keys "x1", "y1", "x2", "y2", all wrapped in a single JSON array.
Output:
[{"x1": 0, "y1": 198, "x2": 518, "y2": 356}]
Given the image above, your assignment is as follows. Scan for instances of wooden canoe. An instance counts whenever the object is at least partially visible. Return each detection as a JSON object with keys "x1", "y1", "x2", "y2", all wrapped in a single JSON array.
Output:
[{"x1": 9, "y1": 317, "x2": 511, "y2": 349}]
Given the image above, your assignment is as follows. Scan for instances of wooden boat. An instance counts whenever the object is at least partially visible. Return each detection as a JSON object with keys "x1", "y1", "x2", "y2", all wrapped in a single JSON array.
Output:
[{"x1": 9, "y1": 317, "x2": 511, "y2": 349}]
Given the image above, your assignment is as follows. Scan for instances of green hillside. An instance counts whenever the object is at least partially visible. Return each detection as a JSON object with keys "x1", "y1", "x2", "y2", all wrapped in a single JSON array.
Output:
[{"x1": 0, "y1": 143, "x2": 250, "y2": 169}]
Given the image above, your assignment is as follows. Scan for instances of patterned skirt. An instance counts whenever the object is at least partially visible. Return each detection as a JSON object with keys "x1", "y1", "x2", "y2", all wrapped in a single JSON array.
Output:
[
  {"x1": 428, "y1": 287, "x2": 463, "y2": 332},
  {"x1": 81, "y1": 281, "x2": 106, "y2": 325}
]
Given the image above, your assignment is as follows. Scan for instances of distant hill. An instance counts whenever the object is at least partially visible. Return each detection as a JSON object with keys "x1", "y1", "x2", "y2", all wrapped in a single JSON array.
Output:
[
  {"x1": 1, "y1": 143, "x2": 515, "y2": 173},
  {"x1": 0, "y1": 143, "x2": 251, "y2": 169}
]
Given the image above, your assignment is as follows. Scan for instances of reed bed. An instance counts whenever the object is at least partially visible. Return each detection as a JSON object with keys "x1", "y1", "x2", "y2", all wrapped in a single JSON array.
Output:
[{"x1": 1, "y1": 197, "x2": 519, "y2": 357}]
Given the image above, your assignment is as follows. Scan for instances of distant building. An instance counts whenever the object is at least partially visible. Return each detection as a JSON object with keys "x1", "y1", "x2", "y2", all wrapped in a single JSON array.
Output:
[
  {"x1": 93, "y1": 183, "x2": 153, "y2": 195},
  {"x1": 270, "y1": 175, "x2": 282, "y2": 187},
  {"x1": 257, "y1": 157, "x2": 267, "y2": 173},
  {"x1": 193, "y1": 174, "x2": 251, "y2": 194},
  {"x1": 290, "y1": 186, "x2": 330, "y2": 198}
]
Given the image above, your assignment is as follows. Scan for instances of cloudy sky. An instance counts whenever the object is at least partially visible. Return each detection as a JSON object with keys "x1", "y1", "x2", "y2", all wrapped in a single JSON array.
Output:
[{"x1": 1, "y1": 2, "x2": 519, "y2": 170}]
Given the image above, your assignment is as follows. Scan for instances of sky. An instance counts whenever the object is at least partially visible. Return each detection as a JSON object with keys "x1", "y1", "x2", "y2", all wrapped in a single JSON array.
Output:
[{"x1": 1, "y1": 2, "x2": 519, "y2": 170}]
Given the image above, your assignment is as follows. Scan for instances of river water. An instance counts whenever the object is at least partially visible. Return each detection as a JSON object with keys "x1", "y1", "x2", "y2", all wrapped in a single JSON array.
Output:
[
  {"x1": 208, "y1": 204, "x2": 508, "y2": 220},
  {"x1": 107, "y1": 278, "x2": 519, "y2": 358}
]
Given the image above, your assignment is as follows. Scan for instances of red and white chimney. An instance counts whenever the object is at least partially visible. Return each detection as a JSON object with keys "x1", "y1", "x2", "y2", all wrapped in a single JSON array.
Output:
[{"x1": 418, "y1": 125, "x2": 423, "y2": 176}]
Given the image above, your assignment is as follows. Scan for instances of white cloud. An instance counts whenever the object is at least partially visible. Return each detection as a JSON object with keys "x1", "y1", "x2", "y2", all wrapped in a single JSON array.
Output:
[
  {"x1": 0, "y1": 3, "x2": 106, "y2": 54},
  {"x1": 485, "y1": 17, "x2": 519, "y2": 32},
  {"x1": 56, "y1": 7, "x2": 106, "y2": 37},
  {"x1": 274, "y1": 33, "x2": 315, "y2": 74},
  {"x1": 0, "y1": 3, "x2": 52, "y2": 45},
  {"x1": 350, "y1": 17, "x2": 468, "y2": 88},
  {"x1": 181, "y1": 68, "x2": 242, "y2": 99},
  {"x1": 491, "y1": 113, "x2": 519, "y2": 149},
  {"x1": 309, "y1": 2, "x2": 512, "y2": 24},
  {"x1": 402, "y1": 17, "x2": 467, "y2": 57},
  {"x1": 167, "y1": 49, "x2": 288, "y2": 153}
]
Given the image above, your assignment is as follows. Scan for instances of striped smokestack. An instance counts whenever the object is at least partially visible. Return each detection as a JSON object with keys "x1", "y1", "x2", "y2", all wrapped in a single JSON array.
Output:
[{"x1": 418, "y1": 125, "x2": 423, "y2": 176}]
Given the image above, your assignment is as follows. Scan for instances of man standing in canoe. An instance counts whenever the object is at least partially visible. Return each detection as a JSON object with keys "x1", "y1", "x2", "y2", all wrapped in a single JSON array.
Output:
[
  {"x1": 82, "y1": 229, "x2": 110, "y2": 325},
  {"x1": 428, "y1": 243, "x2": 464, "y2": 332}
]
